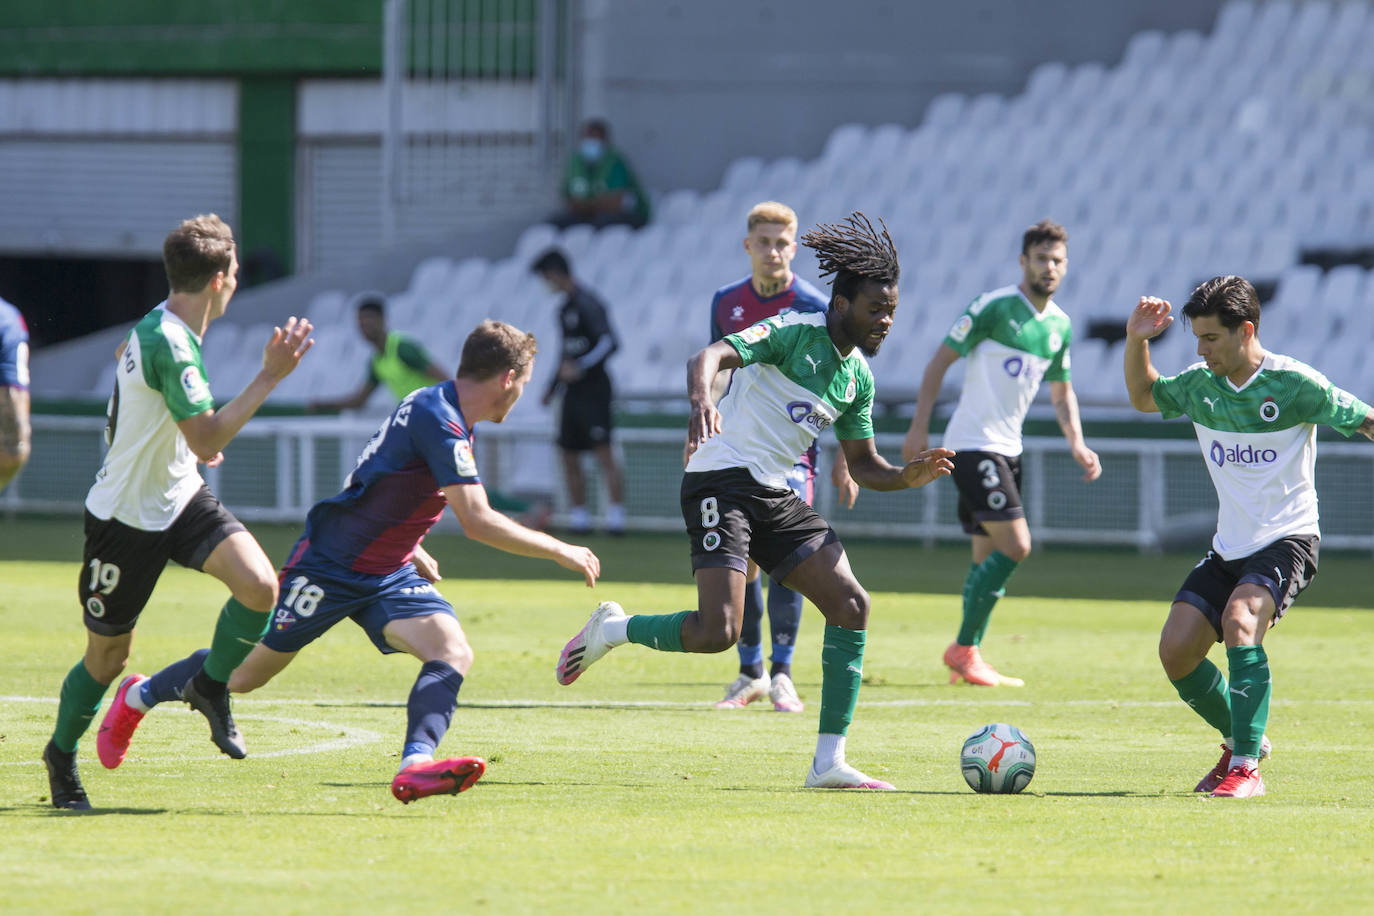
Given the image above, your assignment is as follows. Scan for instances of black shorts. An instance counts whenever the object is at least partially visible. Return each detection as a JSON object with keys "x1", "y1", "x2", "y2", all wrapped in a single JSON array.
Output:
[
  {"x1": 681, "y1": 467, "x2": 838, "y2": 582},
  {"x1": 79, "y1": 484, "x2": 247, "y2": 636},
  {"x1": 1174, "y1": 535, "x2": 1319, "y2": 641},
  {"x1": 951, "y1": 450, "x2": 1025, "y2": 535},
  {"x1": 559, "y1": 374, "x2": 613, "y2": 452}
]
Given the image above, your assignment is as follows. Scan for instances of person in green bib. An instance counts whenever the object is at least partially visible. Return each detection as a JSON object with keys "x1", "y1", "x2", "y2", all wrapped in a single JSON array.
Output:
[
  {"x1": 1126, "y1": 278, "x2": 1374, "y2": 798},
  {"x1": 308, "y1": 294, "x2": 449, "y2": 413},
  {"x1": 550, "y1": 119, "x2": 651, "y2": 230}
]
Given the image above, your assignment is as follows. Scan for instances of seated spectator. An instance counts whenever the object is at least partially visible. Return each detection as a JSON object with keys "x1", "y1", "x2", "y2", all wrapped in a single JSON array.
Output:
[{"x1": 550, "y1": 119, "x2": 650, "y2": 230}]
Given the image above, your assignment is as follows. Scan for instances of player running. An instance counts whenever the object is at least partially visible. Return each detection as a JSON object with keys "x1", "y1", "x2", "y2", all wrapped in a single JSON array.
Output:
[
  {"x1": 1125, "y1": 278, "x2": 1374, "y2": 798},
  {"x1": 707, "y1": 200, "x2": 856, "y2": 713},
  {"x1": 902, "y1": 219, "x2": 1100, "y2": 687},
  {"x1": 43, "y1": 214, "x2": 313, "y2": 810},
  {"x1": 556, "y1": 213, "x2": 954, "y2": 790},
  {"x1": 98, "y1": 320, "x2": 600, "y2": 804}
]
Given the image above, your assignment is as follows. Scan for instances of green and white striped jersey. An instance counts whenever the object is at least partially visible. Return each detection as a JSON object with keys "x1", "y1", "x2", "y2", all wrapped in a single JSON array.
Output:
[
  {"x1": 1153, "y1": 352, "x2": 1371, "y2": 560},
  {"x1": 942, "y1": 285, "x2": 1072, "y2": 456},
  {"x1": 86, "y1": 304, "x2": 216, "y2": 530},
  {"x1": 687, "y1": 311, "x2": 874, "y2": 488}
]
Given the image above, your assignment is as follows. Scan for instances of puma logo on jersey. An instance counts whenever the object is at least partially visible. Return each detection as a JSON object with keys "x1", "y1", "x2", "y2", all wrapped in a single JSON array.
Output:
[
  {"x1": 1007, "y1": 319, "x2": 1023, "y2": 335},
  {"x1": 803, "y1": 353, "x2": 821, "y2": 374},
  {"x1": 1202, "y1": 396, "x2": 1218, "y2": 411}
]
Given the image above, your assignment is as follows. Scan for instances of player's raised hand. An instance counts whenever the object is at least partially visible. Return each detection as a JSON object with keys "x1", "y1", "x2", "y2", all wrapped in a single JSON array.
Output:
[
  {"x1": 557, "y1": 543, "x2": 601, "y2": 587},
  {"x1": 900, "y1": 447, "x2": 955, "y2": 488},
  {"x1": 262, "y1": 316, "x2": 316, "y2": 380},
  {"x1": 1127, "y1": 297, "x2": 1173, "y2": 341}
]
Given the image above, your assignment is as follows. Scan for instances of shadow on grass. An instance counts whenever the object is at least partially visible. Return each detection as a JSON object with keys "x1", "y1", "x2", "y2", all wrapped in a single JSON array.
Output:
[{"x1": 0, "y1": 805, "x2": 169, "y2": 816}]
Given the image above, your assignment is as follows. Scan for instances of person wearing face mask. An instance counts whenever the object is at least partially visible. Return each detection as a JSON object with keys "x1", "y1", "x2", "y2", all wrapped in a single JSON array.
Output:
[{"x1": 550, "y1": 119, "x2": 651, "y2": 230}]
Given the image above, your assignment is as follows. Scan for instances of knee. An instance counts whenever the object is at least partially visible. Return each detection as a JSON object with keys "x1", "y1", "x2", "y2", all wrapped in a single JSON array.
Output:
[
  {"x1": 1002, "y1": 537, "x2": 1032, "y2": 563},
  {"x1": 698, "y1": 616, "x2": 740, "y2": 654},
  {"x1": 441, "y1": 640, "x2": 475, "y2": 676},
  {"x1": 1158, "y1": 629, "x2": 1199, "y2": 679},
  {"x1": 228, "y1": 669, "x2": 263, "y2": 694},
  {"x1": 235, "y1": 574, "x2": 278, "y2": 613},
  {"x1": 825, "y1": 588, "x2": 870, "y2": 631}
]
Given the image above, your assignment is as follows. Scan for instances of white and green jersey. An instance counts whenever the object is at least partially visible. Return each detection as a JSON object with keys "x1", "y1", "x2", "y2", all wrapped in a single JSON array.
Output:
[
  {"x1": 942, "y1": 285, "x2": 1072, "y2": 456},
  {"x1": 687, "y1": 311, "x2": 874, "y2": 488},
  {"x1": 86, "y1": 304, "x2": 216, "y2": 530},
  {"x1": 1153, "y1": 352, "x2": 1371, "y2": 560}
]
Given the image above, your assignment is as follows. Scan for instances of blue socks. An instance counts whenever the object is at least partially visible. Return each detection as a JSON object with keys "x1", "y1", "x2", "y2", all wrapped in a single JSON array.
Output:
[
  {"x1": 404, "y1": 660, "x2": 464, "y2": 759},
  {"x1": 139, "y1": 648, "x2": 211, "y2": 708}
]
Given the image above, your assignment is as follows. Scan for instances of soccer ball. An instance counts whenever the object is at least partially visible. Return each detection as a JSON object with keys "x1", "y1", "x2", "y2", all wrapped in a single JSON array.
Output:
[{"x1": 960, "y1": 723, "x2": 1036, "y2": 794}]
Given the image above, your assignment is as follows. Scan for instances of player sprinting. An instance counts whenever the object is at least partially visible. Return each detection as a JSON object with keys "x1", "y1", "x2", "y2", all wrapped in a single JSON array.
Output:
[
  {"x1": 43, "y1": 214, "x2": 314, "y2": 810},
  {"x1": 1125, "y1": 278, "x2": 1374, "y2": 798},
  {"x1": 707, "y1": 201, "x2": 858, "y2": 713},
  {"x1": 99, "y1": 320, "x2": 601, "y2": 803},
  {"x1": 556, "y1": 213, "x2": 954, "y2": 790},
  {"x1": 902, "y1": 219, "x2": 1100, "y2": 687}
]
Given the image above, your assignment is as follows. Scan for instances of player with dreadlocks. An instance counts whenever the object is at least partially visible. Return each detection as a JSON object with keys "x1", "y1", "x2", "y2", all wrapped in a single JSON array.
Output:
[{"x1": 555, "y1": 212, "x2": 955, "y2": 789}]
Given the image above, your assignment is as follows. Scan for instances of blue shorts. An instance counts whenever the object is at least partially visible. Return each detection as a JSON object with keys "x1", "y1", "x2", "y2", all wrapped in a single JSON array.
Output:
[{"x1": 264, "y1": 556, "x2": 455, "y2": 655}]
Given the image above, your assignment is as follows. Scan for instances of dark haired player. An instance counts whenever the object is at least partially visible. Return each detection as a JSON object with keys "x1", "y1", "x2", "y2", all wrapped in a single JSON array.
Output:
[
  {"x1": 98, "y1": 321, "x2": 602, "y2": 804},
  {"x1": 903, "y1": 219, "x2": 1100, "y2": 687},
  {"x1": 1126, "y1": 278, "x2": 1374, "y2": 798},
  {"x1": 556, "y1": 213, "x2": 954, "y2": 789}
]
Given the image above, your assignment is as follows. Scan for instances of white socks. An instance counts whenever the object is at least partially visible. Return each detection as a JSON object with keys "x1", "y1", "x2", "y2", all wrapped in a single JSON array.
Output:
[
  {"x1": 813, "y1": 733, "x2": 846, "y2": 772},
  {"x1": 601, "y1": 615, "x2": 630, "y2": 646}
]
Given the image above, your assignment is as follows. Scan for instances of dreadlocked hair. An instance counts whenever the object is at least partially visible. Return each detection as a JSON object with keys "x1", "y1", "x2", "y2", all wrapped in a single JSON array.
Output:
[{"x1": 800, "y1": 211, "x2": 900, "y2": 305}]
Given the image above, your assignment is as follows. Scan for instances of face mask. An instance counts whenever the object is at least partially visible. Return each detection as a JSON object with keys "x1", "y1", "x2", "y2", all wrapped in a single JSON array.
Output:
[{"x1": 579, "y1": 138, "x2": 605, "y2": 161}]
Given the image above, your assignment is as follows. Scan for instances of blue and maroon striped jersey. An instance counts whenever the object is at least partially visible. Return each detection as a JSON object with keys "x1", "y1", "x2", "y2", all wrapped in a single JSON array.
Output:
[{"x1": 709, "y1": 274, "x2": 829, "y2": 343}]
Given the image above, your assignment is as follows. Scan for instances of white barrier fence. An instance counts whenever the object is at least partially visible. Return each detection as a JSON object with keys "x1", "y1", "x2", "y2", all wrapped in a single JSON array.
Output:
[{"x1": 6, "y1": 415, "x2": 1373, "y2": 554}]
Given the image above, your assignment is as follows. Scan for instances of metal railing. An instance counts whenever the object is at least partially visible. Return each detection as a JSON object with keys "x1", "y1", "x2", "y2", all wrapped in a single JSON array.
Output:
[{"x1": 8, "y1": 415, "x2": 1373, "y2": 555}]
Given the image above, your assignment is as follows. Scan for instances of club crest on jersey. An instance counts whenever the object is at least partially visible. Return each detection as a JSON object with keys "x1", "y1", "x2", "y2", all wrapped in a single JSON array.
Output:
[
  {"x1": 1260, "y1": 397, "x2": 1280, "y2": 422},
  {"x1": 453, "y1": 439, "x2": 478, "y2": 477},
  {"x1": 1210, "y1": 440, "x2": 1278, "y2": 468},
  {"x1": 1049, "y1": 331, "x2": 1063, "y2": 353},
  {"x1": 738, "y1": 322, "x2": 770, "y2": 344},
  {"x1": 180, "y1": 365, "x2": 210, "y2": 403},
  {"x1": 949, "y1": 315, "x2": 973, "y2": 343}
]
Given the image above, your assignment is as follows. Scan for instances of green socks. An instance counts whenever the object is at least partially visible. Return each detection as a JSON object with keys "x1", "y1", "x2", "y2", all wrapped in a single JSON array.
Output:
[
  {"x1": 626, "y1": 611, "x2": 691, "y2": 653},
  {"x1": 957, "y1": 551, "x2": 1019, "y2": 646},
  {"x1": 203, "y1": 597, "x2": 271, "y2": 682},
  {"x1": 818, "y1": 624, "x2": 866, "y2": 736},
  {"x1": 1226, "y1": 645, "x2": 1271, "y2": 759},
  {"x1": 1170, "y1": 658, "x2": 1232, "y2": 736},
  {"x1": 52, "y1": 661, "x2": 109, "y2": 753}
]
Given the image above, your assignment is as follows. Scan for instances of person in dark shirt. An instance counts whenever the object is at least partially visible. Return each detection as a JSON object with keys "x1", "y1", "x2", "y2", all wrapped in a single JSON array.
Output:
[{"x1": 531, "y1": 248, "x2": 626, "y2": 534}]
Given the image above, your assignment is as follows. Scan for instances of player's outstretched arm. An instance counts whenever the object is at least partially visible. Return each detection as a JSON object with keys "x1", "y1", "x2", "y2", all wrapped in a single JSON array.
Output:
[
  {"x1": 685, "y1": 340, "x2": 743, "y2": 459},
  {"x1": 840, "y1": 436, "x2": 954, "y2": 492},
  {"x1": 444, "y1": 483, "x2": 600, "y2": 587},
  {"x1": 1049, "y1": 380, "x2": 1101, "y2": 481},
  {"x1": 0, "y1": 384, "x2": 30, "y2": 490},
  {"x1": 1124, "y1": 297, "x2": 1170, "y2": 414},
  {"x1": 902, "y1": 344, "x2": 959, "y2": 462},
  {"x1": 180, "y1": 317, "x2": 315, "y2": 459}
]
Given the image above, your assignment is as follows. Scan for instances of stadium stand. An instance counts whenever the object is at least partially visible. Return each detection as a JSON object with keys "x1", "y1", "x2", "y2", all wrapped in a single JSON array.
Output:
[{"x1": 197, "y1": 0, "x2": 1374, "y2": 412}]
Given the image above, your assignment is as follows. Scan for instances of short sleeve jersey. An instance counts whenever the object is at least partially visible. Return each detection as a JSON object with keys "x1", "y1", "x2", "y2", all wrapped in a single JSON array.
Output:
[
  {"x1": 686, "y1": 311, "x2": 874, "y2": 489},
  {"x1": 294, "y1": 382, "x2": 480, "y2": 576},
  {"x1": 0, "y1": 299, "x2": 29, "y2": 389},
  {"x1": 367, "y1": 331, "x2": 438, "y2": 400},
  {"x1": 558, "y1": 286, "x2": 618, "y2": 387},
  {"x1": 941, "y1": 286, "x2": 1072, "y2": 456},
  {"x1": 1152, "y1": 352, "x2": 1371, "y2": 560},
  {"x1": 86, "y1": 304, "x2": 215, "y2": 530}
]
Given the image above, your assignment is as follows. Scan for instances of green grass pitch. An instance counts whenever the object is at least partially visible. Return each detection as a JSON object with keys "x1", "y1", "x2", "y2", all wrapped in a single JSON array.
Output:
[{"x1": 2, "y1": 518, "x2": 1372, "y2": 914}]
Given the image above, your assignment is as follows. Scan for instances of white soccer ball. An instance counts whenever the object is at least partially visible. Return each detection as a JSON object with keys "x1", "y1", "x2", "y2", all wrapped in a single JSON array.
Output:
[{"x1": 960, "y1": 723, "x2": 1036, "y2": 794}]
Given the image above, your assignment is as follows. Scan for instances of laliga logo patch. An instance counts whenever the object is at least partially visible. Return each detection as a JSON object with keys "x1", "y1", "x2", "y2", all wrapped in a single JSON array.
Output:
[
  {"x1": 1259, "y1": 397, "x2": 1280, "y2": 422},
  {"x1": 949, "y1": 315, "x2": 973, "y2": 343},
  {"x1": 180, "y1": 365, "x2": 210, "y2": 403},
  {"x1": 844, "y1": 376, "x2": 857, "y2": 402},
  {"x1": 702, "y1": 530, "x2": 721, "y2": 551},
  {"x1": 452, "y1": 440, "x2": 478, "y2": 477},
  {"x1": 1003, "y1": 356, "x2": 1024, "y2": 378},
  {"x1": 739, "y1": 322, "x2": 770, "y2": 344},
  {"x1": 85, "y1": 595, "x2": 106, "y2": 618}
]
